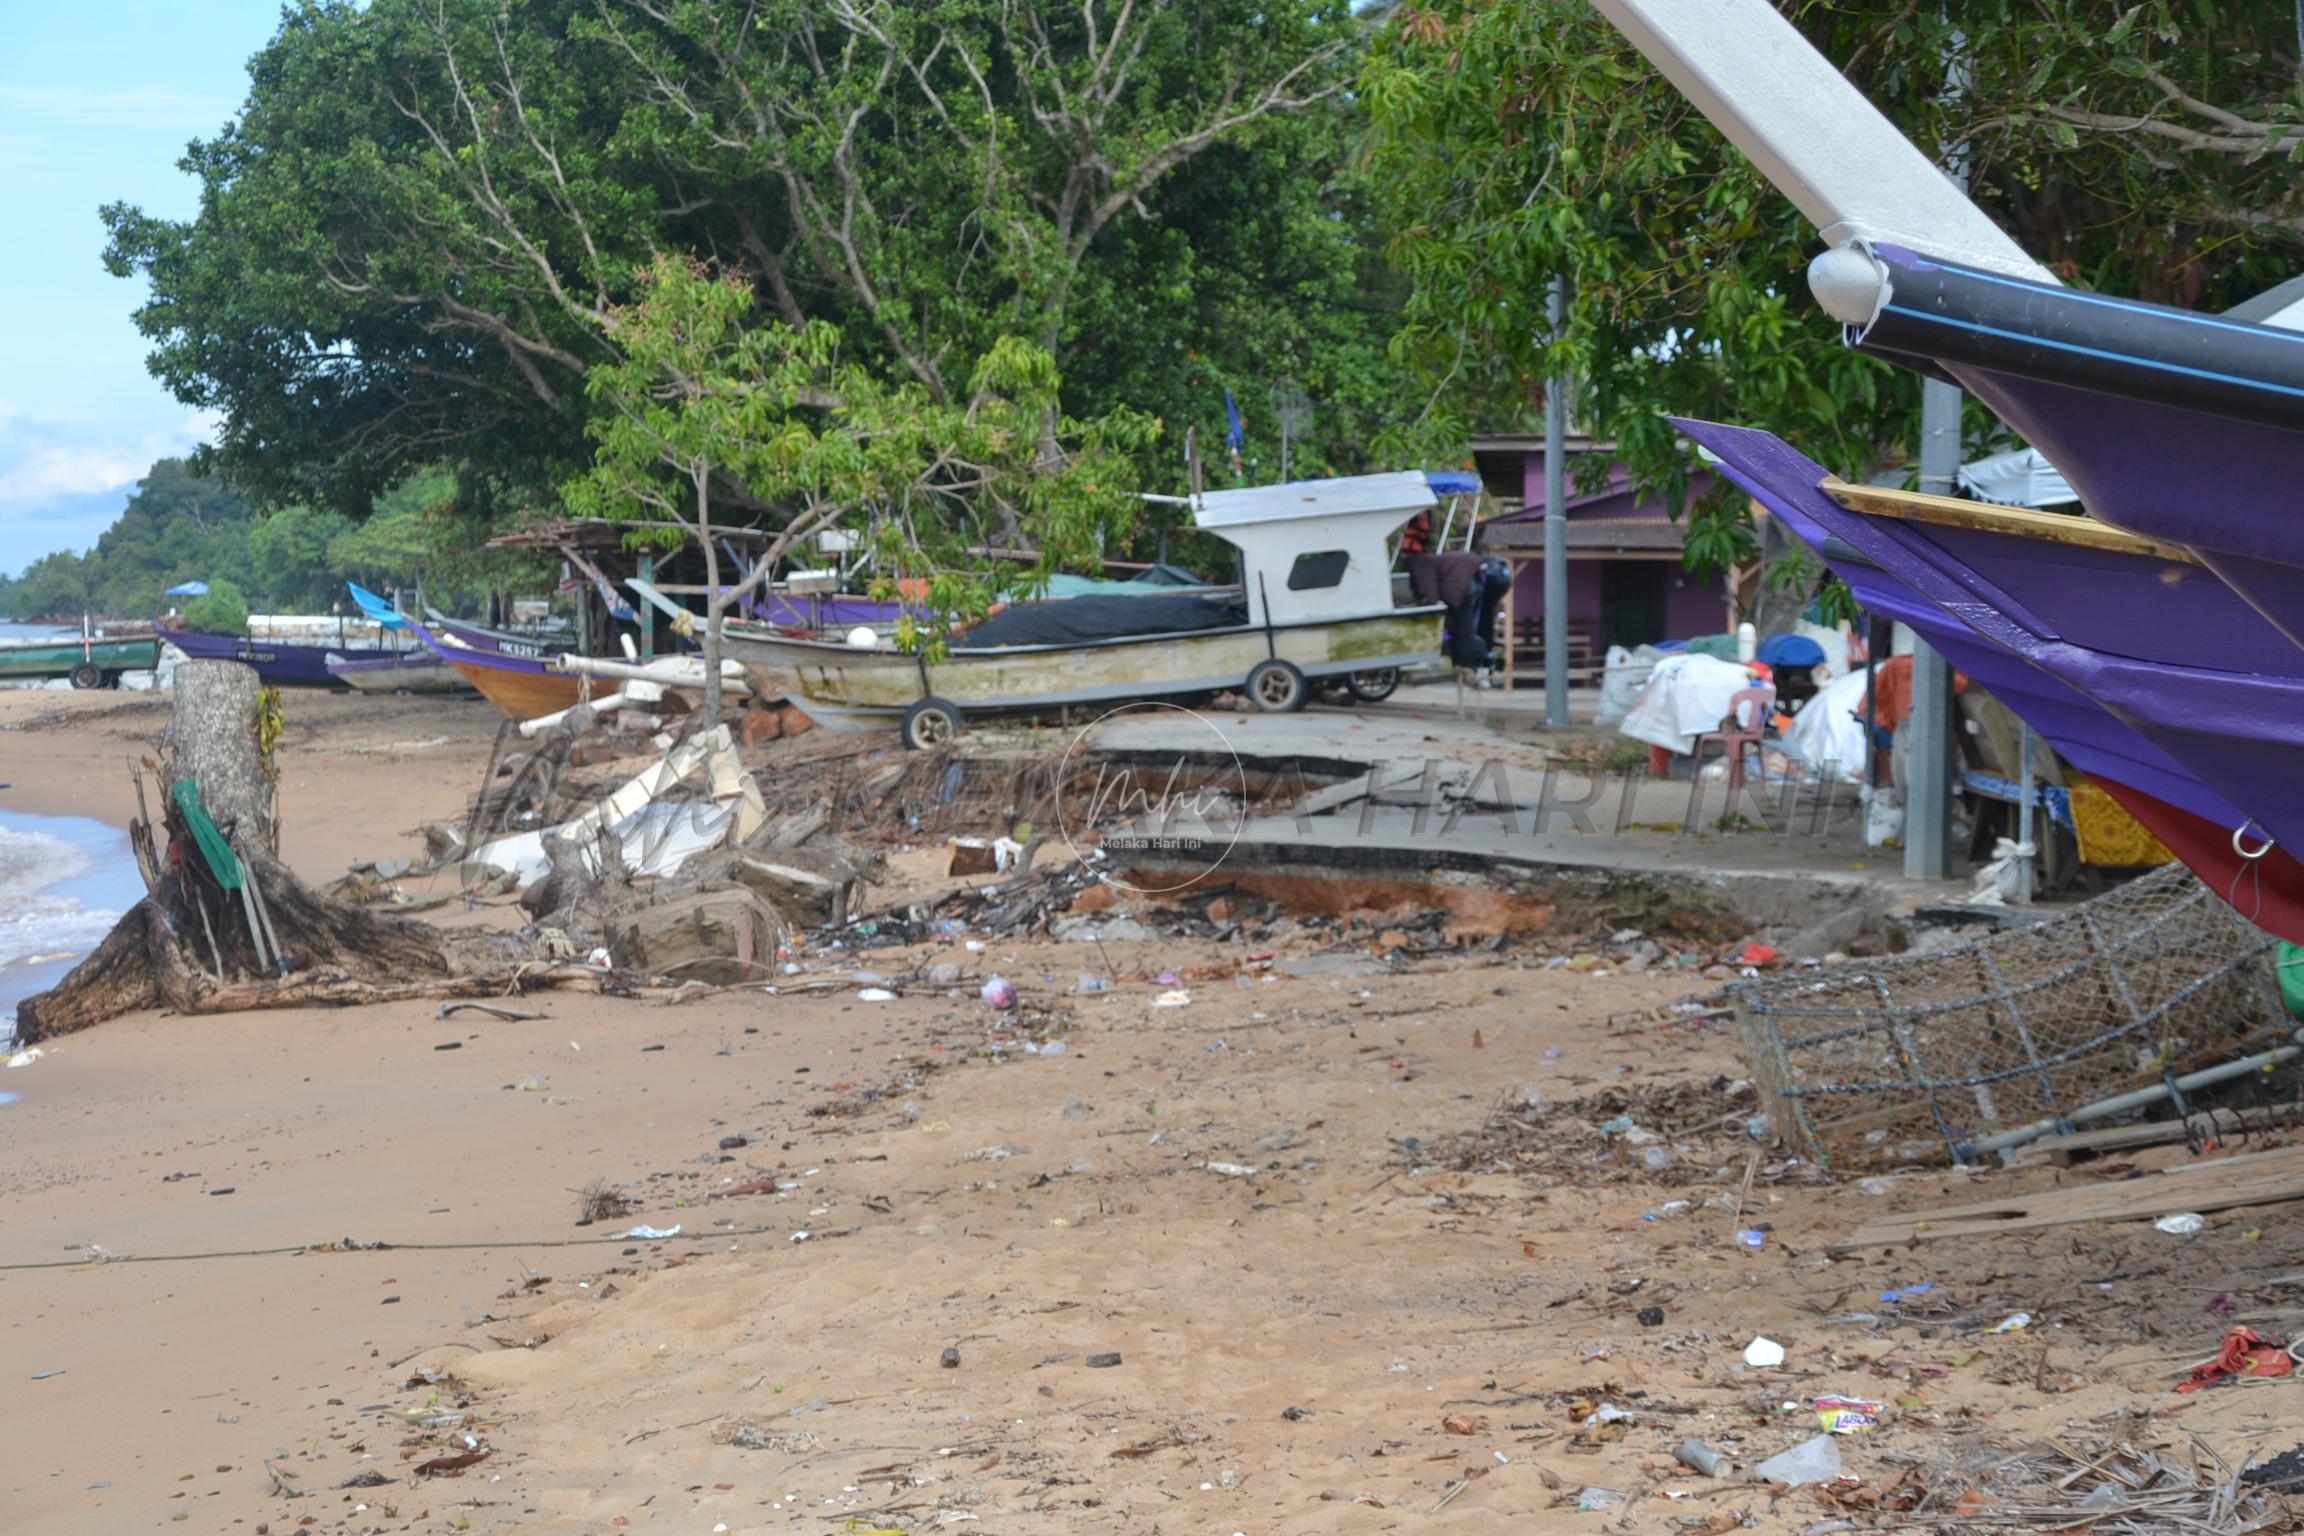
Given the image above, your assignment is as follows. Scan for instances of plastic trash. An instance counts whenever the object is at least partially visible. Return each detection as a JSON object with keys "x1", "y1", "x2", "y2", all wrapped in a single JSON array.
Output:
[
  {"x1": 1206, "y1": 1161, "x2": 1258, "y2": 1178},
  {"x1": 1737, "y1": 1228, "x2": 1767, "y2": 1251},
  {"x1": 1879, "y1": 1281, "x2": 1934, "y2": 1304},
  {"x1": 6, "y1": 1047, "x2": 43, "y2": 1069},
  {"x1": 1755, "y1": 1433, "x2": 1842, "y2": 1487},
  {"x1": 1989, "y1": 1311, "x2": 2032, "y2": 1334},
  {"x1": 981, "y1": 975, "x2": 1018, "y2": 1009},
  {"x1": 1814, "y1": 1395, "x2": 1885, "y2": 1434},
  {"x1": 1638, "y1": 1144, "x2": 1678, "y2": 1171},
  {"x1": 1744, "y1": 1336, "x2": 1787, "y2": 1368},
  {"x1": 2155, "y1": 1212, "x2": 2206, "y2": 1236},
  {"x1": 857, "y1": 987, "x2": 898, "y2": 1002},
  {"x1": 1677, "y1": 1440, "x2": 1735, "y2": 1477},
  {"x1": 1576, "y1": 1487, "x2": 1625, "y2": 1512},
  {"x1": 1151, "y1": 989, "x2": 1191, "y2": 1008},
  {"x1": 620, "y1": 1224, "x2": 682, "y2": 1240}
]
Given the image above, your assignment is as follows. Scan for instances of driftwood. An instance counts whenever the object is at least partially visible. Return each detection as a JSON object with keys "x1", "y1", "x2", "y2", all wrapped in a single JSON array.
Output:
[{"x1": 16, "y1": 660, "x2": 480, "y2": 1040}]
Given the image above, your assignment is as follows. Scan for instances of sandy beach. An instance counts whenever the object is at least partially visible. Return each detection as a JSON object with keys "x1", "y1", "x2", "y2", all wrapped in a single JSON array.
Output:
[{"x1": 4, "y1": 686, "x2": 2301, "y2": 1535}]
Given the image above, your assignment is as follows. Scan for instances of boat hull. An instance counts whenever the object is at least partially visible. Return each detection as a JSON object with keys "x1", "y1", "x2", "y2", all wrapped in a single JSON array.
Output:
[
  {"x1": 1682, "y1": 419, "x2": 2304, "y2": 941},
  {"x1": 326, "y1": 652, "x2": 470, "y2": 695},
  {"x1": 723, "y1": 610, "x2": 1445, "y2": 730},
  {"x1": 440, "y1": 657, "x2": 594, "y2": 721},
  {"x1": 162, "y1": 624, "x2": 386, "y2": 687},
  {"x1": 0, "y1": 634, "x2": 161, "y2": 683}
]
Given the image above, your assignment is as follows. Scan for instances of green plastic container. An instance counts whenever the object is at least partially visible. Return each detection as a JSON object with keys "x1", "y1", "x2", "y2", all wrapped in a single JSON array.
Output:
[{"x1": 2280, "y1": 942, "x2": 2304, "y2": 1020}]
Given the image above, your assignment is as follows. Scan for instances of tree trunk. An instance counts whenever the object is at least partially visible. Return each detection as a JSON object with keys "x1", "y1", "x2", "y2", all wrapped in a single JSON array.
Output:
[
  {"x1": 698, "y1": 476, "x2": 726, "y2": 730},
  {"x1": 17, "y1": 660, "x2": 451, "y2": 1039},
  {"x1": 166, "y1": 661, "x2": 276, "y2": 853}
]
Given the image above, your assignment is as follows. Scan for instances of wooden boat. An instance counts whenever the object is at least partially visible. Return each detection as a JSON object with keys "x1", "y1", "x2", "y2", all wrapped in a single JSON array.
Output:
[
  {"x1": 1685, "y1": 418, "x2": 2304, "y2": 944},
  {"x1": 720, "y1": 471, "x2": 1448, "y2": 748},
  {"x1": 325, "y1": 650, "x2": 470, "y2": 696},
  {"x1": 404, "y1": 616, "x2": 598, "y2": 720},
  {"x1": 0, "y1": 628, "x2": 160, "y2": 688},
  {"x1": 1593, "y1": 0, "x2": 2304, "y2": 650},
  {"x1": 161, "y1": 620, "x2": 423, "y2": 688}
]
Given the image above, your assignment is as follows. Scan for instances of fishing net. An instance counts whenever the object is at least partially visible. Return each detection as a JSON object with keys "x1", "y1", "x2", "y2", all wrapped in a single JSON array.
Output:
[{"x1": 1737, "y1": 864, "x2": 2289, "y2": 1169}]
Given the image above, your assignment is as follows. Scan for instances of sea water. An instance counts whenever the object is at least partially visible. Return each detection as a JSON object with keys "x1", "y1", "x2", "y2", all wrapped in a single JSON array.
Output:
[{"x1": 0, "y1": 810, "x2": 141, "y2": 1051}]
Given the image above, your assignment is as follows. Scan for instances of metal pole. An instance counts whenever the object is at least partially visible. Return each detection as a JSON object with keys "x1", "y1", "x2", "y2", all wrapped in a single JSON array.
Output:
[
  {"x1": 1543, "y1": 277, "x2": 1570, "y2": 727},
  {"x1": 2016, "y1": 721, "x2": 2036, "y2": 902},
  {"x1": 1904, "y1": 377, "x2": 1958, "y2": 880}
]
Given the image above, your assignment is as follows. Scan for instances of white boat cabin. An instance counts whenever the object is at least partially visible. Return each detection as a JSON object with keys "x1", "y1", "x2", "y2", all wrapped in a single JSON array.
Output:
[{"x1": 1190, "y1": 471, "x2": 1435, "y2": 626}]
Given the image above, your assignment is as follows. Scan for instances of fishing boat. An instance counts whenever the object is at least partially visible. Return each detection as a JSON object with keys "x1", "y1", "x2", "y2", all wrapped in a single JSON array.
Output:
[
  {"x1": 718, "y1": 471, "x2": 1448, "y2": 748},
  {"x1": 160, "y1": 621, "x2": 360, "y2": 688},
  {"x1": 1682, "y1": 418, "x2": 2304, "y2": 942},
  {"x1": 1591, "y1": 0, "x2": 2304, "y2": 652},
  {"x1": 407, "y1": 615, "x2": 600, "y2": 721},
  {"x1": 0, "y1": 626, "x2": 160, "y2": 688},
  {"x1": 324, "y1": 649, "x2": 470, "y2": 696}
]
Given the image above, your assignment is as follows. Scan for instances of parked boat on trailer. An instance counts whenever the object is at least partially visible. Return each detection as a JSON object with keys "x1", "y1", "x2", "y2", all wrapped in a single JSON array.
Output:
[{"x1": 719, "y1": 470, "x2": 1450, "y2": 749}]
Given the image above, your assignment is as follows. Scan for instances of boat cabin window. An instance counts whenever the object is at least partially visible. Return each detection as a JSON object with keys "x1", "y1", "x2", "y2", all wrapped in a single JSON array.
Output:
[{"x1": 1285, "y1": 550, "x2": 1351, "y2": 591}]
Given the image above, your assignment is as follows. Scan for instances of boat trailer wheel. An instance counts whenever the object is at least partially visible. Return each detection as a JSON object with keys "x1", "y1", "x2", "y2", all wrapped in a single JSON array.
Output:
[
  {"x1": 68, "y1": 662, "x2": 103, "y2": 690},
  {"x1": 1345, "y1": 667, "x2": 1401, "y2": 702},
  {"x1": 901, "y1": 696, "x2": 965, "y2": 750},
  {"x1": 1245, "y1": 658, "x2": 1309, "y2": 714}
]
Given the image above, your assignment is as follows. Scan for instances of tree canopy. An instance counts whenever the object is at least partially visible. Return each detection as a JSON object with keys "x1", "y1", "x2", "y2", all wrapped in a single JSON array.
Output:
[
  {"x1": 103, "y1": 0, "x2": 1397, "y2": 524},
  {"x1": 1360, "y1": 0, "x2": 2304, "y2": 567}
]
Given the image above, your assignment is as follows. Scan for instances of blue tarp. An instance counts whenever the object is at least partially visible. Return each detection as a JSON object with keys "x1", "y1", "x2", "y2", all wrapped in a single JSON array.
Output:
[
  {"x1": 347, "y1": 582, "x2": 407, "y2": 630},
  {"x1": 164, "y1": 580, "x2": 209, "y2": 597},
  {"x1": 1424, "y1": 471, "x2": 1483, "y2": 496},
  {"x1": 1757, "y1": 632, "x2": 1827, "y2": 670}
]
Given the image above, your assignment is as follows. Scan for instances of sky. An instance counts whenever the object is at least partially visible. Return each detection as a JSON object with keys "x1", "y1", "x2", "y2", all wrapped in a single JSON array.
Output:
[{"x1": 0, "y1": 2, "x2": 286, "y2": 578}]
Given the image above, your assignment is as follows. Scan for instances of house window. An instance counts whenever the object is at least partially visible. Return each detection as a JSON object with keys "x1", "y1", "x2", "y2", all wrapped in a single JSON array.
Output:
[{"x1": 1286, "y1": 550, "x2": 1351, "y2": 591}]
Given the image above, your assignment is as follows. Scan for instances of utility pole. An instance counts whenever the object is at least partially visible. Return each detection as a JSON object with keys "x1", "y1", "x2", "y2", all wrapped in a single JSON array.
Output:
[
  {"x1": 1543, "y1": 277, "x2": 1570, "y2": 727},
  {"x1": 1905, "y1": 379, "x2": 1958, "y2": 880}
]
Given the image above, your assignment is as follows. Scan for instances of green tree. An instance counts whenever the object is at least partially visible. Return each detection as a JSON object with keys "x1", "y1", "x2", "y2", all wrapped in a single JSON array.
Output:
[
  {"x1": 248, "y1": 504, "x2": 355, "y2": 613},
  {"x1": 102, "y1": 0, "x2": 1390, "y2": 526},
  {"x1": 3, "y1": 551, "x2": 91, "y2": 621},
  {"x1": 1360, "y1": 0, "x2": 2304, "y2": 574},
  {"x1": 180, "y1": 578, "x2": 251, "y2": 636},
  {"x1": 565, "y1": 256, "x2": 1156, "y2": 725}
]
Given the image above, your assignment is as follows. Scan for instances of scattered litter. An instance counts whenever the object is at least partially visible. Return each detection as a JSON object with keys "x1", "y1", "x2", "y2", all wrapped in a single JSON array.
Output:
[
  {"x1": 1636, "y1": 1306, "x2": 1665, "y2": 1328},
  {"x1": 6, "y1": 1047, "x2": 43, "y2": 1068},
  {"x1": 940, "y1": 1346, "x2": 961, "y2": 1369},
  {"x1": 857, "y1": 988, "x2": 898, "y2": 1002},
  {"x1": 1988, "y1": 1311, "x2": 2032, "y2": 1334},
  {"x1": 1206, "y1": 1162, "x2": 1258, "y2": 1178},
  {"x1": 1744, "y1": 1336, "x2": 1786, "y2": 1368},
  {"x1": 1677, "y1": 1440, "x2": 1735, "y2": 1477},
  {"x1": 964, "y1": 1144, "x2": 1024, "y2": 1162},
  {"x1": 619, "y1": 1224, "x2": 682, "y2": 1240},
  {"x1": 1575, "y1": 1487, "x2": 1625, "y2": 1512},
  {"x1": 1814, "y1": 1395, "x2": 1885, "y2": 1434},
  {"x1": 1879, "y1": 1281, "x2": 1934, "y2": 1304},
  {"x1": 31, "y1": 1370, "x2": 64, "y2": 1381},
  {"x1": 1085, "y1": 1352, "x2": 1123, "y2": 1368},
  {"x1": 2176, "y1": 1326, "x2": 2296, "y2": 1392},
  {"x1": 1736, "y1": 1228, "x2": 1766, "y2": 1251},
  {"x1": 1150, "y1": 989, "x2": 1192, "y2": 1008},
  {"x1": 1755, "y1": 1433, "x2": 1841, "y2": 1487},
  {"x1": 2156, "y1": 1212, "x2": 2207, "y2": 1236},
  {"x1": 980, "y1": 975, "x2": 1018, "y2": 1010}
]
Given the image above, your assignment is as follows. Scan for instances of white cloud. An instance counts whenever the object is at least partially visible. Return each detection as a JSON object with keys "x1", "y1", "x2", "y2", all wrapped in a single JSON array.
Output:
[
  {"x1": 0, "y1": 84, "x2": 239, "y2": 133},
  {"x1": 0, "y1": 446, "x2": 141, "y2": 504}
]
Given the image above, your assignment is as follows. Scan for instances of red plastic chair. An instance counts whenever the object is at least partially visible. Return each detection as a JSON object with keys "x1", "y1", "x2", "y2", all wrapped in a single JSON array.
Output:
[{"x1": 1691, "y1": 685, "x2": 1777, "y2": 795}]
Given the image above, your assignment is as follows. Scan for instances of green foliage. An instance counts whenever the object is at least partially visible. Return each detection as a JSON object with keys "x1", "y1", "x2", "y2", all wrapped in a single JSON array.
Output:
[
  {"x1": 0, "y1": 456, "x2": 537, "y2": 621},
  {"x1": 102, "y1": 0, "x2": 1399, "y2": 524},
  {"x1": 181, "y1": 578, "x2": 251, "y2": 636},
  {"x1": 1, "y1": 551, "x2": 94, "y2": 622},
  {"x1": 1360, "y1": 0, "x2": 2304, "y2": 568},
  {"x1": 564, "y1": 257, "x2": 1159, "y2": 718},
  {"x1": 249, "y1": 504, "x2": 357, "y2": 614}
]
